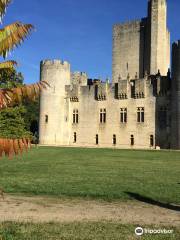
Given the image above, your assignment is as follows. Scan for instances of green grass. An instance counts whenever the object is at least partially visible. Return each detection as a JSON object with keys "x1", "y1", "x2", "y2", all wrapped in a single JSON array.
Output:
[
  {"x1": 0, "y1": 147, "x2": 179, "y2": 203},
  {"x1": 0, "y1": 222, "x2": 179, "y2": 240}
]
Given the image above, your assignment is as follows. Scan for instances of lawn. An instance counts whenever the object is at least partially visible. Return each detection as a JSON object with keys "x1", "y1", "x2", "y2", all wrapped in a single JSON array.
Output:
[
  {"x1": 0, "y1": 147, "x2": 179, "y2": 204},
  {"x1": 0, "y1": 222, "x2": 179, "y2": 240}
]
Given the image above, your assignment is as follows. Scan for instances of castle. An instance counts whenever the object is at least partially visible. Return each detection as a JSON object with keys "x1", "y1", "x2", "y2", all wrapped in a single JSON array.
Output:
[{"x1": 39, "y1": 0, "x2": 180, "y2": 150}]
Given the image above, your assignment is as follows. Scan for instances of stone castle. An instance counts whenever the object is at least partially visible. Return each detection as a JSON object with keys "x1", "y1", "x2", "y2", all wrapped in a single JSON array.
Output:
[{"x1": 39, "y1": 0, "x2": 180, "y2": 149}]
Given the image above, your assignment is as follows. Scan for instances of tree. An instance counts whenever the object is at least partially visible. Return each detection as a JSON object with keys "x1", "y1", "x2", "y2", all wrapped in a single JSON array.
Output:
[
  {"x1": 0, "y1": 68, "x2": 33, "y2": 142},
  {"x1": 0, "y1": 0, "x2": 48, "y2": 158},
  {"x1": 0, "y1": 68, "x2": 24, "y2": 89},
  {"x1": 0, "y1": 106, "x2": 30, "y2": 139}
]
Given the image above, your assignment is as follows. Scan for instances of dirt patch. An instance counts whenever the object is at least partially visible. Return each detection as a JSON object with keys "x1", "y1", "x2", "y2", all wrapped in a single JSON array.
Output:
[{"x1": 0, "y1": 195, "x2": 179, "y2": 226}]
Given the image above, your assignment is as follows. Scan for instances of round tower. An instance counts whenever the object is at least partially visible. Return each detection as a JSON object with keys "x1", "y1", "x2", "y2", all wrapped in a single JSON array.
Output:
[
  {"x1": 39, "y1": 60, "x2": 71, "y2": 145},
  {"x1": 171, "y1": 41, "x2": 180, "y2": 149}
]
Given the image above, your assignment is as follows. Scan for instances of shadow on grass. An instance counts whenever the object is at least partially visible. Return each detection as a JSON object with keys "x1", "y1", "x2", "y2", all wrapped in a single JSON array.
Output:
[{"x1": 125, "y1": 192, "x2": 180, "y2": 212}]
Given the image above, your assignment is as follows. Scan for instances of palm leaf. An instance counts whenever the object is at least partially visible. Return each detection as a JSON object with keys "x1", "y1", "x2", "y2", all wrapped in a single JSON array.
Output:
[
  {"x1": 0, "y1": 22, "x2": 34, "y2": 58},
  {"x1": 0, "y1": 0, "x2": 12, "y2": 22},
  {"x1": 0, "y1": 88, "x2": 12, "y2": 108},
  {"x1": 0, "y1": 138, "x2": 31, "y2": 159},
  {"x1": 0, "y1": 60, "x2": 17, "y2": 69},
  {"x1": 0, "y1": 81, "x2": 49, "y2": 108}
]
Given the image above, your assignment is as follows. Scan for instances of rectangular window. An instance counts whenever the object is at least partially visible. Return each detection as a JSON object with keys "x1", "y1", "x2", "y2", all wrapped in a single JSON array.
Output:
[
  {"x1": 150, "y1": 135, "x2": 154, "y2": 147},
  {"x1": 96, "y1": 134, "x2": 99, "y2": 145},
  {"x1": 120, "y1": 108, "x2": 127, "y2": 123},
  {"x1": 73, "y1": 109, "x2": 79, "y2": 124},
  {"x1": 74, "y1": 132, "x2": 77, "y2": 143},
  {"x1": 45, "y1": 115, "x2": 48, "y2": 123},
  {"x1": 100, "y1": 109, "x2": 106, "y2": 123},
  {"x1": 113, "y1": 134, "x2": 116, "y2": 145},
  {"x1": 131, "y1": 135, "x2": 134, "y2": 146},
  {"x1": 137, "y1": 107, "x2": 145, "y2": 123},
  {"x1": 100, "y1": 110, "x2": 103, "y2": 123}
]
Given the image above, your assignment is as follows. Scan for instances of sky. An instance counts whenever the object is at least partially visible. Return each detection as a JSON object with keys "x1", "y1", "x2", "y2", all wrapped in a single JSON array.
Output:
[{"x1": 3, "y1": 0, "x2": 180, "y2": 84}]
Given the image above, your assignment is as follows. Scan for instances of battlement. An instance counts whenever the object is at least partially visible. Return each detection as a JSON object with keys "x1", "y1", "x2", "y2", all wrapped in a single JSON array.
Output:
[
  {"x1": 40, "y1": 59, "x2": 70, "y2": 68},
  {"x1": 73, "y1": 71, "x2": 88, "y2": 77}
]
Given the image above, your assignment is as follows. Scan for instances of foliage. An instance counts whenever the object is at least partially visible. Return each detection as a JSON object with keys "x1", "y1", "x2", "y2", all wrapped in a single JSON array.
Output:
[
  {"x1": 0, "y1": 0, "x2": 49, "y2": 111},
  {"x1": 0, "y1": 106, "x2": 31, "y2": 139},
  {"x1": 0, "y1": 68, "x2": 39, "y2": 136},
  {"x1": 0, "y1": 67, "x2": 23, "y2": 89},
  {"x1": 0, "y1": 0, "x2": 49, "y2": 158},
  {"x1": 0, "y1": 21, "x2": 34, "y2": 58}
]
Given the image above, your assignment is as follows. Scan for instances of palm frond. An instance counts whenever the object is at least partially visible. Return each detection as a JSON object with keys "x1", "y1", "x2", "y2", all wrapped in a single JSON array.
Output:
[
  {"x1": 0, "y1": 60, "x2": 17, "y2": 69},
  {"x1": 0, "y1": 0, "x2": 12, "y2": 22},
  {"x1": 0, "y1": 138, "x2": 31, "y2": 159},
  {"x1": 0, "y1": 88, "x2": 12, "y2": 108},
  {"x1": 0, "y1": 81, "x2": 50, "y2": 109},
  {"x1": 0, "y1": 22, "x2": 34, "y2": 58}
]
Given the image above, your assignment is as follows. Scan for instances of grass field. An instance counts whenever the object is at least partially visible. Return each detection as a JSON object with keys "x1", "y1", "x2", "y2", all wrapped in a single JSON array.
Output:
[
  {"x1": 0, "y1": 222, "x2": 179, "y2": 240},
  {"x1": 0, "y1": 147, "x2": 179, "y2": 204}
]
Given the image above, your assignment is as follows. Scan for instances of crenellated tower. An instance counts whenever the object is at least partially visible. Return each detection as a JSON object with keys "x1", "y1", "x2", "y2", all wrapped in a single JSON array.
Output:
[{"x1": 39, "y1": 60, "x2": 71, "y2": 145}]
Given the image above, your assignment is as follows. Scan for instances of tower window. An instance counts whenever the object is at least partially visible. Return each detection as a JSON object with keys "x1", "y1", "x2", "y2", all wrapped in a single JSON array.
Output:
[
  {"x1": 96, "y1": 134, "x2": 99, "y2": 145},
  {"x1": 100, "y1": 109, "x2": 106, "y2": 123},
  {"x1": 73, "y1": 109, "x2": 79, "y2": 124},
  {"x1": 113, "y1": 134, "x2": 116, "y2": 145},
  {"x1": 137, "y1": 107, "x2": 145, "y2": 123},
  {"x1": 131, "y1": 135, "x2": 134, "y2": 146},
  {"x1": 150, "y1": 135, "x2": 154, "y2": 147},
  {"x1": 45, "y1": 115, "x2": 48, "y2": 123},
  {"x1": 74, "y1": 132, "x2": 77, "y2": 143},
  {"x1": 120, "y1": 108, "x2": 127, "y2": 123}
]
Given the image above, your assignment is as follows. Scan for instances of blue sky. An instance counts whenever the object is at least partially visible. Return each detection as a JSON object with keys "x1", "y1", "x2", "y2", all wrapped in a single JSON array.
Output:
[{"x1": 3, "y1": 0, "x2": 180, "y2": 84}]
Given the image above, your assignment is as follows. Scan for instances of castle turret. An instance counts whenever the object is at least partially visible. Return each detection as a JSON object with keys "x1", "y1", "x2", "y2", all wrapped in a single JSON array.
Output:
[
  {"x1": 171, "y1": 41, "x2": 180, "y2": 149},
  {"x1": 146, "y1": 0, "x2": 170, "y2": 76},
  {"x1": 39, "y1": 60, "x2": 71, "y2": 145}
]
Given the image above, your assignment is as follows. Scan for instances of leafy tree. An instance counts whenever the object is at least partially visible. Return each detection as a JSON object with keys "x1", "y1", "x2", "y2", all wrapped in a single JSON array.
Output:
[
  {"x1": 0, "y1": 68, "x2": 33, "y2": 140},
  {"x1": 0, "y1": 67, "x2": 39, "y2": 138},
  {"x1": 0, "y1": 106, "x2": 30, "y2": 139},
  {"x1": 0, "y1": 0, "x2": 48, "y2": 158},
  {"x1": 0, "y1": 68, "x2": 24, "y2": 89}
]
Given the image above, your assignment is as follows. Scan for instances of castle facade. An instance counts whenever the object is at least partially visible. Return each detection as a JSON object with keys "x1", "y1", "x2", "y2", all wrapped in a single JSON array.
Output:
[{"x1": 39, "y1": 0, "x2": 180, "y2": 149}]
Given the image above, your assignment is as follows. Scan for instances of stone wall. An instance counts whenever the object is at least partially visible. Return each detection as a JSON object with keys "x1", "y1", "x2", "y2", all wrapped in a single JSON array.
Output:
[
  {"x1": 71, "y1": 72, "x2": 88, "y2": 86},
  {"x1": 112, "y1": 0, "x2": 170, "y2": 84},
  {"x1": 171, "y1": 41, "x2": 180, "y2": 149},
  {"x1": 112, "y1": 20, "x2": 144, "y2": 83}
]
